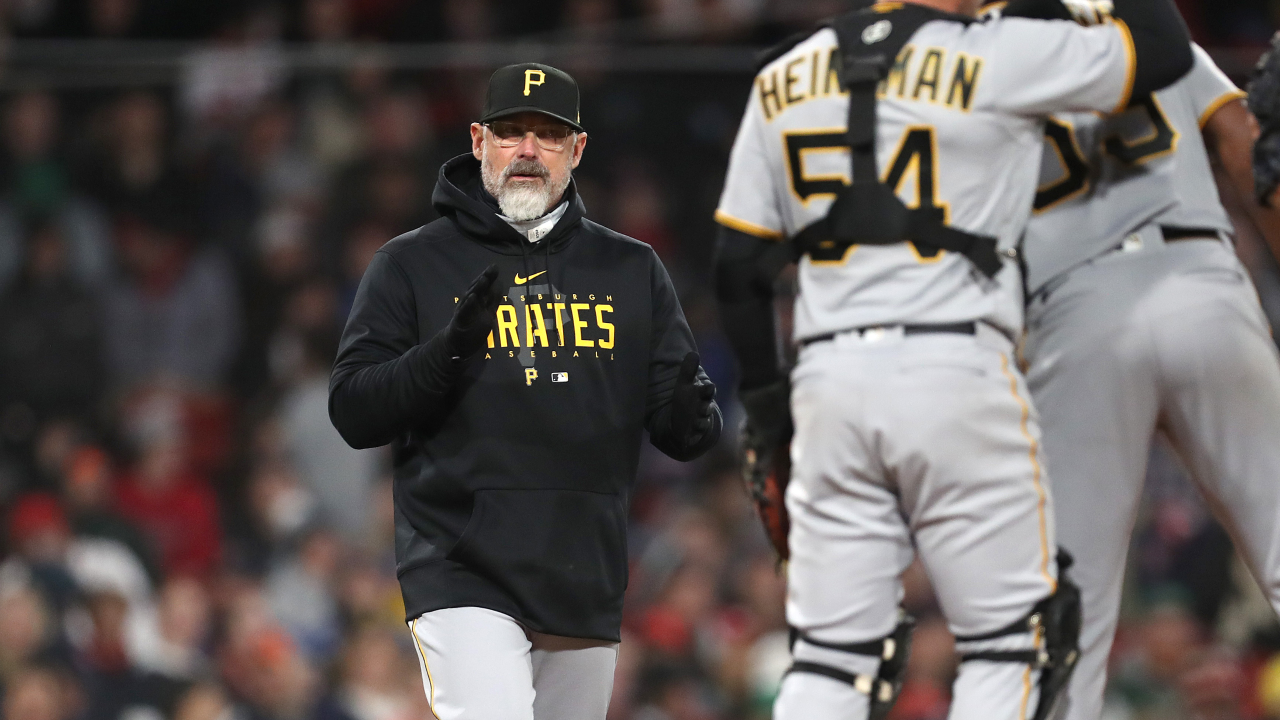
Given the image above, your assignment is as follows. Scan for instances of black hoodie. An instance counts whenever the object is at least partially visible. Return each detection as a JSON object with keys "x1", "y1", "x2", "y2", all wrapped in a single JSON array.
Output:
[{"x1": 329, "y1": 153, "x2": 722, "y2": 641}]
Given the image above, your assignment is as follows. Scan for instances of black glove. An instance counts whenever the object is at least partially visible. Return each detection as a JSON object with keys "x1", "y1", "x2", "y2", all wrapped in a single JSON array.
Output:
[
  {"x1": 445, "y1": 265, "x2": 502, "y2": 361},
  {"x1": 1249, "y1": 32, "x2": 1280, "y2": 207},
  {"x1": 668, "y1": 352, "x2": 717, "y2": 446}
]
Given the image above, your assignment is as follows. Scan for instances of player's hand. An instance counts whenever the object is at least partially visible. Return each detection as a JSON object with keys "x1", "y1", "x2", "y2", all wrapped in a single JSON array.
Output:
[
  {"x1": 446, "y1": 265, "x2": 502, "y2": 361},
  {"x1": 669, "y1": 352, "x2": 717, "y2": 445},
  {"x1": 1061, "y1": 0, "x2": 1113, "y2": 25},
  {"x1": 739, "y1": 379, "x2": 793, "y2": 560}
]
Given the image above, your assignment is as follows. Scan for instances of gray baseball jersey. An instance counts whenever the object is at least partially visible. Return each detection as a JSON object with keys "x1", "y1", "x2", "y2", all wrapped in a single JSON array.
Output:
[
  {"x1": 716, "y1": 16, "x2": 1137, "y2": 340},
  {"x1": 1021, "y1": 48, "x2": 1280, "y2": 720},
  {"x1": 1023, "y1": 44, "x2": 1245, "y2": 291},
  {"x1": 717, "y1": 11, "x2": 1141, "y2": 720}
]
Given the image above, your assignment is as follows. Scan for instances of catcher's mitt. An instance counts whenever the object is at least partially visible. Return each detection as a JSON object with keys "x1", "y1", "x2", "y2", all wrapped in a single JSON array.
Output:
[
  {"x1": 739, "y1": 380, "x2": 794, "y2": 560},
  {"x1": 1249, "y1": 32, "x2": 1280, "y2": 207}
]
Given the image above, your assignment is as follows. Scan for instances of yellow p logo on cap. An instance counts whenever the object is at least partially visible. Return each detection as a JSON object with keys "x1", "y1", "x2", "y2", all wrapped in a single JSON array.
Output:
[{"x1": 523, "y1": 69, "x2": 545, "y2": 96}]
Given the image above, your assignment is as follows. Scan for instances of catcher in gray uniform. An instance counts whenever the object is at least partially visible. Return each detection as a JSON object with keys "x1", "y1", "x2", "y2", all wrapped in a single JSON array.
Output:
[
  {"x1": 1020, "y1": 25, "x2": 1280, "y2": 720},
  {"x1": 714, "y1": 0, "x2": 1193, "y2": 718}
]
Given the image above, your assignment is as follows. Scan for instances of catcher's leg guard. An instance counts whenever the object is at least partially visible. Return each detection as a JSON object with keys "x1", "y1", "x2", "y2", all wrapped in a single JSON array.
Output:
[
  {"x1": 954, "y1": 551, "x2": 1082, "y2": 720},
  {"x1": 785, "y1": 612, "x2": 915, "y2": 720}
]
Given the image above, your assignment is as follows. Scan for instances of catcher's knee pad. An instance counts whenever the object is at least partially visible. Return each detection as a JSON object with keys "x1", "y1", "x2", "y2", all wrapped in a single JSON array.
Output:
[
  {"x1": 954, "y1": 550, "x2": 1082, "y2": 720},
  {"x1": 785, "y1": 611, "x2": 915, "y2": 720}
]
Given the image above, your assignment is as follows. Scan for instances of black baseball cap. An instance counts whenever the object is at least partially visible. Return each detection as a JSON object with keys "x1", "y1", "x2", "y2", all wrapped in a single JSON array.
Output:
[{"x1": 480, "y1": 63, "x2": 582, "y2": 132}]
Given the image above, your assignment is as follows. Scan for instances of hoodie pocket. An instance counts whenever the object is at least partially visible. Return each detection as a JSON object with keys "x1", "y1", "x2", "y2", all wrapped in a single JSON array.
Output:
[{"x1": 447, "y1": 488, "x2": 628, "y2": 634}]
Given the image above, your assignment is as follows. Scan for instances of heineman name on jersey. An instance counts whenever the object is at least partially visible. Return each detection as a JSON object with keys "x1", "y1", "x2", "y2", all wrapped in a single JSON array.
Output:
[
  {"x1": 755, "y1": 41, "x2": 985, "y2": 121},
  {"x1": 716, "y1": 14, "x2": 1137, "y2": 340}
]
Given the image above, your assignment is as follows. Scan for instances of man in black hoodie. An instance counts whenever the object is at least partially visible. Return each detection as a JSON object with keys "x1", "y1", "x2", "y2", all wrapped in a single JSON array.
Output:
[{"x1": 329, "y1": 63, "x2": 721, "y2": 720}]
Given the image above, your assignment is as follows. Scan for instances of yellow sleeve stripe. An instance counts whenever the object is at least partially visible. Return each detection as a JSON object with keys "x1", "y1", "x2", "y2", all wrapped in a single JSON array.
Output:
[
  {"x1": 1112, "y1": 18, "x2": 1137, "y2": 114},
  {"x1": 714, "y1": 209, "x2": 785, "y2": 240},
  {"x1": 1198, "y1": 89, "x2": 1248, "y2": 129}
]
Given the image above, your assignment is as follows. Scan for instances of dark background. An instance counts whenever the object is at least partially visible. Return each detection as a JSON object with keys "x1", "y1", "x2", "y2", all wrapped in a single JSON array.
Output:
[{"x1": 0, "y1": 2, "x2": 1278, "y2": 720}]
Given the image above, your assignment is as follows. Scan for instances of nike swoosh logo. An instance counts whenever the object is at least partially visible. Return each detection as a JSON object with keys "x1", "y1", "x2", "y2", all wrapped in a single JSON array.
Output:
[{"x1": 513, "y1": 270, "x2": 547, "y2": 285}]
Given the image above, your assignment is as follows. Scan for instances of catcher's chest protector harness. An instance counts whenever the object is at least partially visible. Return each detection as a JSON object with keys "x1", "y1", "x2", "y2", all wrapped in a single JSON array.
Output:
[
  {"x1": 775, "y1": 14, "x2": 944, "y2": 716},
  {"x1": 772, "y1": 10, "x2": 1082, "y2": 720},
  {"x1": 715, "y1": 4, "x2": 1136, "y2": 343},
  {"x1": 712, "y1": 0, "x2": 1155, "y2": 716},
  {"x1": 792, "y1": 7, "x2": 1002, "y2": 278}
]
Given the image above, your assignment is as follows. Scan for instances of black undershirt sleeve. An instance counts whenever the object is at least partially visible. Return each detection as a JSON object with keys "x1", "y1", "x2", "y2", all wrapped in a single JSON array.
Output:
[
  {"x1": 714, "y1": 226, "x2": 789, "y2": 390},
  {"x1": 1113, "y1": 0, "x2": 1193, "y2": 98},
  {"x1": 329, "y1": 251, "x2": 463, "y2": 449}
]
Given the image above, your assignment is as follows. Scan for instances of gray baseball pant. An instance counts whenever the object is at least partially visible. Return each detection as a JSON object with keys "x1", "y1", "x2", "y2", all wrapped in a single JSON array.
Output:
[
  {"x1": 1024, "y1": 234, "x2": 1280, "y2": 720},
  {"x1": 408, "y1": 607, "x2": 618, "y2": 720},
  {"x1": 777, "y1": 324, "x2": 1058, "y2": 720}
]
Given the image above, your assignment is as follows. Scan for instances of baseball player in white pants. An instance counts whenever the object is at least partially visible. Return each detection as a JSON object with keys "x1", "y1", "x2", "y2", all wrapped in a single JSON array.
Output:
[
  {"x1": 331, "y1": 62, "x2": 720, "y2": 720},
  {"x1": 784, "y1": 325, "x2": 1060, "y2": 720},
  {"x1": 713, "y1": 0, "x2": 1193, "y2": 717},
  {"x1": 1022, "y1": 42, "x2": 1280, "y2": 720},
  {"x1": 409, "y1": 608, "x2": 617, "y2": 720}
]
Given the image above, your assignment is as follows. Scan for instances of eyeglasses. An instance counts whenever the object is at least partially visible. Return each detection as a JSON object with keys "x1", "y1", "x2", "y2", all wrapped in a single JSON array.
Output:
[{"x1": 485, "y1": 121, "x2": 575, "y2": 151}]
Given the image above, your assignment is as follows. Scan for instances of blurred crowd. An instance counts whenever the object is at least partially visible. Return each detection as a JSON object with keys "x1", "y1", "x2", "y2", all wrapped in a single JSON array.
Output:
[
  {"x1": 0, "y1": 1, "x2": 1278, "y2": 720},
  {"x1": 0, "y1": 0, "x2": 1270, "y2": 45}
]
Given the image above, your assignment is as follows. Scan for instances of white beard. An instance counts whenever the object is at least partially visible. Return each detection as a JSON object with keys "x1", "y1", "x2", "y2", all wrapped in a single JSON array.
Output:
[
  {"x1": 481, "y1": 146, "x2": 571, "y2": 221},
  {"x1": 496, "y1": 181, "x2": 554, "y2": 221}
]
